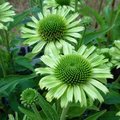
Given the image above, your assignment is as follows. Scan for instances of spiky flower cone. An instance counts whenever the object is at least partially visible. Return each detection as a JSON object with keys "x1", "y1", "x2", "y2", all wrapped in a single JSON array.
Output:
[
  {"x1": 36, "y1": 45, "x2": 113, "y2": 108},
  {"x1": 20, "y1": 88, "x2": 38, "y2": 108}
]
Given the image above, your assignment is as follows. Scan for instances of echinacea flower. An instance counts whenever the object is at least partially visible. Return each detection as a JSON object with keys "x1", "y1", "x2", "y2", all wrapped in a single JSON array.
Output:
[
  {"x1": 20, "y1": 88, "x2": 38, "y2": 108},
  {"x1": 43, "y1": 0, "x2": 80, "y2": 10},
  {"x1": 0, "y1": 2, "x2": 15, "y2": 29},
  {"x1": 109, "y1": 40, "x2": 120, "y2": 68},
  {"x1": 36, "y1": 45, "x2": 113, "y2": 108},
  {"x1": 22, "y1": 7, "x2": 84, "y2": 54}
]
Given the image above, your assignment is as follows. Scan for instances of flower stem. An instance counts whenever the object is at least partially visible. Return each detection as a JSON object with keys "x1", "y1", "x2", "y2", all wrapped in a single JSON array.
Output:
[
  {"x1": 0, "y1": 56, "x2": 6, "y2": 77},
  {"x1": 32, "y1": 104, "x2": 42, "y2": 120},
  {"x1": 75, "y1": 0, "x2": 78, "y2": 12},
  {"x1": 60, "y1": 105, "x2": 70, "y2": 120}
]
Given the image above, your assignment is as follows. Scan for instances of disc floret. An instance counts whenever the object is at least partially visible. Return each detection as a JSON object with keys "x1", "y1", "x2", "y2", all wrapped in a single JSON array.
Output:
[
  {"x1": 38, "y1": 14, "x2": 66, "y2": 42},
  {"x1": 54, "y1": 54, "x2": 93, "y2": 85}
]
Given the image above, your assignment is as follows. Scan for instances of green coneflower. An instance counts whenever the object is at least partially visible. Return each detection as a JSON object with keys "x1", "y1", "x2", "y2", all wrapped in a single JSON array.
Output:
[
  {"x1": 109, "y1": 40, "x2": 120, "y2": 68},
  {"x1": 0, "y1": 2, "x2": 15, "y2": 29},
  {"x1": 20, "y1": 88, "x2": 38, "y2": 108},
  {"x1": 36, "y1": 45, "x2": 113, "y2": 108},
  {"x1": 43, "y1": 0, "x2": 79, "y2": 10},
  {"x1": 22, "y1": 7, "x2": 84, "y2": 54}
]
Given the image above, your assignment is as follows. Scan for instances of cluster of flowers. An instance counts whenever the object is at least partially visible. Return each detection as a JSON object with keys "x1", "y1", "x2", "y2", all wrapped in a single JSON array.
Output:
[{"x1": 0, "y1": 0, "x2": 120, "y2": 108}]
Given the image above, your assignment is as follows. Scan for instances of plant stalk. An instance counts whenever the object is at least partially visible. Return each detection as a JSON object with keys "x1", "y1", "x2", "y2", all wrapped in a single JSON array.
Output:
[
  {"x1": 75, "y1": 0, "x2": 78, "y2": 12},
  {"x1": 32, "y1": 104, "x2": 42, "y2": 120},
  {"x1": 60, "y1": 105, "x2": 70, "y2": 120},
  {"x1": 95, "y1": 0, "x2": 104, "y2": 28}
]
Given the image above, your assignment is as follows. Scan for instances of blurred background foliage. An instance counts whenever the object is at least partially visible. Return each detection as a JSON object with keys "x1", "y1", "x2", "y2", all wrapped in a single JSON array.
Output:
[{"x1": 0, "y1": 0, "x2": 120, "y2": 120}]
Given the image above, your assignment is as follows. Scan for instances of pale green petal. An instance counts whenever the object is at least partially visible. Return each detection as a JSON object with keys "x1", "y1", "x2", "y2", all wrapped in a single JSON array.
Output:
[
  {"x1": 87, "y1": 53, "x2": 98, "y2": 62},
  {"x1": 61, "y1": 41, "x2": 74, "y2": 55},
  {"x1": 66, "y1": 32, "x2": 82, "y2": 38},
  {"x1": 22, "y1": 34, "x2": 38, "y2": 38},
  {"x1": 89, "y1": 79, "x2": 109, "y2": 94},
  {"x1": 93, "y1": 68, "x2": 111, "y2": 74},
  {"x1": 44, "y1": 42, "x2": 60, "y2": 59},
  {"x1": 67, "y1": 13, "x2": 78, "y2": 23},
  {"x1": 41, "y1": 55, "x2": 56, "y2": 68},
  {"x1": 31, "y1": 16, "x2": 38, "y2": 24},
  {"x1": 46, "y1": 87, "x2": 57, "y2": 102},
  {"x1": 58, "y1": 7, "x2": 70, "y2": 17},
  {"x1": 38, "y1": 12, "x2": 44, "y2": 20},
  {"x1": 114, "y1": 40, "x2": 120, "y2": 49},
  {"x1": 0, "y1": 17, "x2": 13, "y2": 22},
  {"x1": 83, "y1": 46, "x2": 96, "y2": 58},
  {"x1": 0, "y1": 23, "x2": 5, "y2": 29},
  {"x1": 44, "y1": 81, "x2": 62, "y2": 90},
  {"x1": 82, "y1": 84, "x2": 97, "y2": 100},
  {"x1": 67, "y1": 20, "x2": 81, "y2": 29},
  {"x1": 80, "y1": 87, "x2": 87, "y2": 106},
  {"x1": 52, "y1": 8, "x2": 57, "y2": 14},
  {"x1": 23, "y1": 37, "x2": 40, "y2": 46},
  {"x1": 67, "y1": 86, "x2": 73, "y2": 102},
  {"x1": 60, "y1": 91, "x2": 68, "y2": 108},
  {"x1": 65, "y1": 36, "x2": 77, "y2": 44},
  {"x1": 68, "y1": 26, "x2": 84, "y2": 33},
  {"x1": 55, "y1": 41, "x2": 62, "y2": 49},
  {"x1": 87, "y1": 83, "x2": 104, "y2": 103},
  {"x1": 27, "y1": 22, "x2": 36, "y2": 28},
  {"x1": 35, "y1": 67, "x2": 54, "y2": 75},
  {"x1": 77, "y1": 45, "x2": 87, "y2": 55},
  {"x1": 93, "y1": 73, "x2": 113, "y2": 79},
  {"x1": 54, "y1": 84, "x2": 68, "y2": 99},
  {"x1": 39, "y1": 75, "x2": 62, "y2": 89},
  {"x1": 32, "y1": 41, "x2": 46, "y2": 53},
  {"x1": 0, "y1": 2, "x2": 9, "y2": 9},
  {"x1": 91, "y1": 55, "x2": 107, "y2": 67},
  {"x1": 73, "y1": 85, "x2": 81, "y2": 103},
  {"x1": 21, "y1": 27, "x2": 36, "y2": 34}
]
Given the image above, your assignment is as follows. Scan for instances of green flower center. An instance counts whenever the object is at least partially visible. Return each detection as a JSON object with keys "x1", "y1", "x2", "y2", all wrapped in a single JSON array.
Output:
[
  {"x1": 38, "y1": 14, "x2": 66, "y2": 42},
  {"x1": 20, "y1": 88, "x2": 38, "y2": 107},
  {"x1": 55, "y1": 0, "x2": 71, "y2": 6},
  {"x1": 54, "y1": 54, "x2": 93, "y2": 85}
]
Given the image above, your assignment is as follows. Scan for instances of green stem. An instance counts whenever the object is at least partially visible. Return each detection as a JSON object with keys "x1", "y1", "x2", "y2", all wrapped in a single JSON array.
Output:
[
  {"x1": 0, "y1": 56, "x2": 6, "y2": 77},
  {"x1": 95, "y1": 0, "x2": 104, "y2": 28},
  {"x1": 76, "y1": 26, "x2": 87, "y2": 50},
  {"x1": 75, "y1": 0, "x2": 78, "y2": 12},
  {"x1": 60, "y1": 105, "x2": 69, "y2": 120},
  {"x1": 4, "y1": 30, "x2": 10, "y2": 52},
  {"x1": 32, "y1": 104, "x2": 42, "y2": 120}
]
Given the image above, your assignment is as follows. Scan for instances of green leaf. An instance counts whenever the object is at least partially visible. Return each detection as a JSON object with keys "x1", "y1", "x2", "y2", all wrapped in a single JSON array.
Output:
[
  {"x1": 99, "y1": 111, "x2": 120, "y2": 120},
  {"x1": 0, "y1": 74, "x2": 36, "y2": 95},
  {"x1": 84, "y1": 26, "x2": 113, "y2": 44},
  {"x1": 67, "y1": 103, "x2": 86, "y2": 119},
  {"x1": 79, "y1": 5, "x2": 105, "y2": 27},
  {"x1": 37, "y1": 93, "x2": 59, "y2": 120},
  {"x1": 104, "y1": 89, "x2": 120, "y2": 104},
  {"x1": 8, "y1": 7, "x2": 40, "y2": 30},
  {"x1": 85, "y1": 110, "x2": 106, "y2": 120},
  {"x1": 19, "y1": 106, "x2": 36, "y2": 120},
  {"x1": 15, "y1": 56, "x2": 34, "y2": 71}
]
